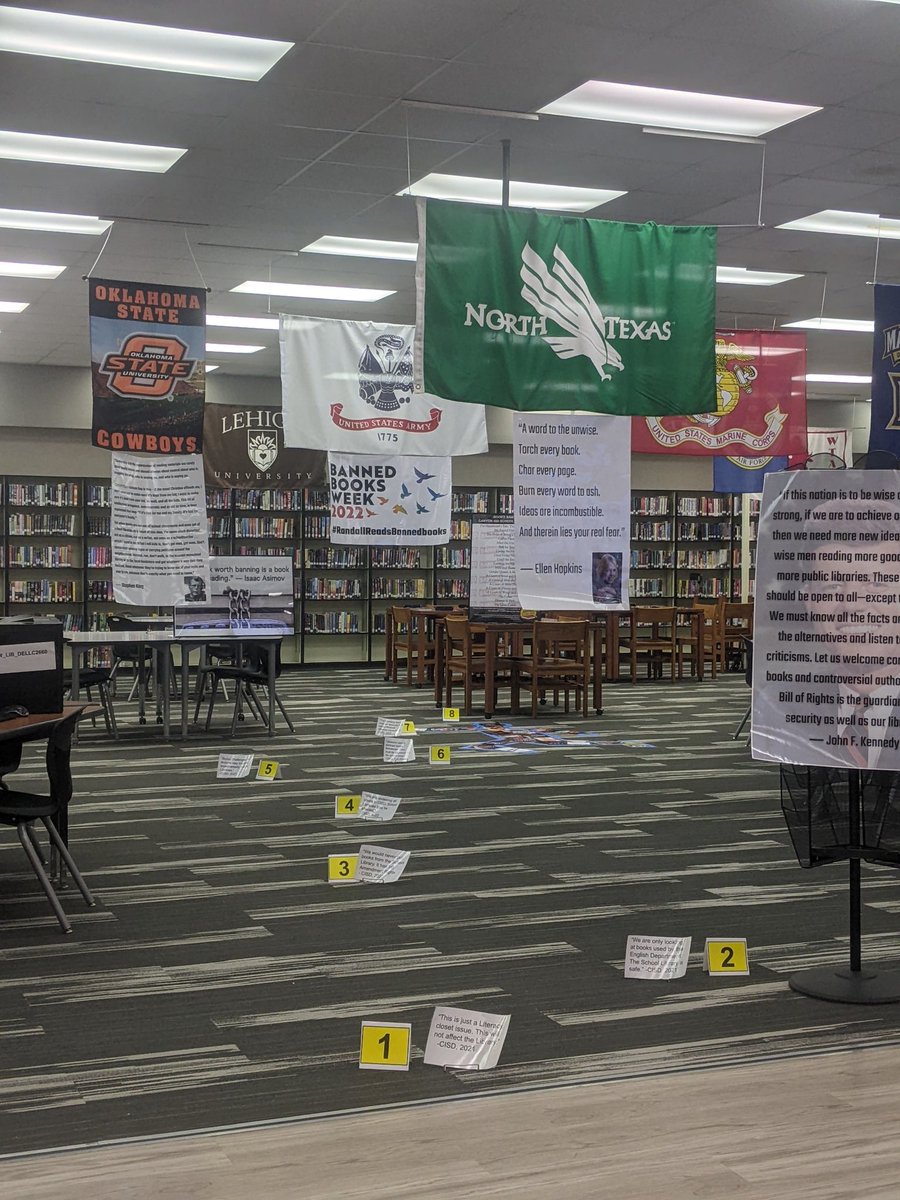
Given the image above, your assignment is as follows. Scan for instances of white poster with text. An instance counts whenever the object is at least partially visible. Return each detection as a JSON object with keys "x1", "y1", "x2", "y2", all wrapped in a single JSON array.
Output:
[
  {"x1": 752, "y1": 469, "x2": 900, "y2": 771},
  {"x1": 328, "y1": 452, "x2": 451, "y2": 545},
  {"x1": 513, "y1": 413, "x2": 631, "y2": 610},
  {"x1": 111, "y1": 452, "x2": 209, "y2": 605}
]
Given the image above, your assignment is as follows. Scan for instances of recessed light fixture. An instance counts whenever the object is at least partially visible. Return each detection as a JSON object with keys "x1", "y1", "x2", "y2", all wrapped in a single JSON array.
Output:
[
  {"x1": 0, "y1": 6, "x2": 293, "y2": 80},
  {"x1": 538, "y1": 80, "x2": 820, "y2": 137},
  {"x1": 0, "y1": 260, "x2": 65, "y2": 279},
  {"x1": 783, "y1": 317, "x2": 874, "y2": 332},
  {"x1": 301, "y1": 235, "x2": 418, "y2": 262},
  {"x1": 806, "y1": 373, "x2": 872, "y2": 384},
  {"x1": 717, "y1": 266, "x2": 803, "y2": 286},
  {"x1": 0, "y1": 300, "x2": 29, "y2": 313},
  {"x1": 231, "y1": 281, "x2": 395, "y2": 302},
  {"x1": 777, "y1": 209, "x2": 900, "y2": 239},
  {"x1": 206, "y1": 314, "x2": 280, "y2": 330},
  {"x1": 0, "y1": 130, "x2": 186, "y2": 172},
  {"x1": 205, "y1": 342, "x2": 265, "y2": 354},
  {"x1": 0, "y1": 206, "x2": 111, "y2": 234},
  {"x1": 401, "y1": 173, "x2": 625, "y2": 212}
]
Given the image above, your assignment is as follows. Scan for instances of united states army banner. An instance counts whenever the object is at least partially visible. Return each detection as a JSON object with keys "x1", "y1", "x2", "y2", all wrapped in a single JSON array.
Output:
[
  {"x1": 414, "y1": 199, "x2": 717, "y2": 416},
  {"x1": 202, "y1": 402, "x2": 325, "y2": 489},
  {"x1": 89, "y1": 278, "x2": 206, "y2": 454},
  {"x1": 280, "y1": 315, "x2": 487, "y2": 455},
  {"x1": 633, "y1": 329, "x2": 807, "y2": 456},
  {"x1": 327, "y1": 453, "x2": 451, "y2": 545},
  {"x1": 868, "y1": 283, "x2": 900, "y2": 459}
]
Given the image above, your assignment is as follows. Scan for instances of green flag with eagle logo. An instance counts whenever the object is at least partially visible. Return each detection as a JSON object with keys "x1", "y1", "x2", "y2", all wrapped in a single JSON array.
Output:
[{"x1": 413, "y1": 200, "x2": 716, "y2": 416}]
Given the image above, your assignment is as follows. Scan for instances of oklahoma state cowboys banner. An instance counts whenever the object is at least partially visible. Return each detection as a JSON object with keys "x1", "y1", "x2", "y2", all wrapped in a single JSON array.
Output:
[
  {"x1": 89, "y1": 278, "x2": 206, "y2": 454},
  {"x1": 632, "y1": 329, "x2": 807, "y2": 456}
]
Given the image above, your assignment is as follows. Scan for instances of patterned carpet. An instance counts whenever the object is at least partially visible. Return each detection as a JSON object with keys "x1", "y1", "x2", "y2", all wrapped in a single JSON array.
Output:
[{"x1": 2, "y1": 669, "x2": 900, "y2": 1156}]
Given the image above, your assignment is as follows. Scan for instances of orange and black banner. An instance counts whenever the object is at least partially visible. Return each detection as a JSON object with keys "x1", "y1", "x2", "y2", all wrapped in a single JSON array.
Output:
[{"x1": 89, "y1": 277, "x2": 206, "y2": 454}]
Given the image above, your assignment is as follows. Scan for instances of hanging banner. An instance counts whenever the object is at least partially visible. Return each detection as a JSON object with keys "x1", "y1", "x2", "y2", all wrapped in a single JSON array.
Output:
[
  {"x1": 327, "y1": 453, "x2": 451, "y2": 545},
  {"x1": 713, "y1": 455, "x2": 789, "y2": 493},
  {"x1": 89, "y1": 278, "x2": 206, "y2": 454},
  {"x1": 202, "y1": 402, "x2": 325, "y2": 489},
  {"x1": 633, "y1": 330, "x2": 807, "y2": 456},
  {"x1": 868, "y1": 283, "x2": 900, "y2": 459},
  {"x1": 513, "y1": 412, "x2": 630, "y2": 610},
  {"x1": 414, "y1": 199, "x2": 716, "y2": 416},
  {"x1": 751, "y1": 468, "x2": 900, "y2": 771},
  {"x1": 280, "y1": 315, "x2": 487, "y2": 455},
  {"x1": 111, "y1": 452, "x2": 210, "y2": 605},
  {"x1": 470, "y1": 516, "x2": 518, "y2": 613}
]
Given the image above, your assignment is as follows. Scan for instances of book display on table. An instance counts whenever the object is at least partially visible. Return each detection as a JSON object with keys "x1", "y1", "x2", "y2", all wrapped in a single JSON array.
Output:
[
  {"x1": 630, "y1": 491, "x2": 674, "y2": 602},
  {"x1": 301, "y1": 487, "x2": 368, "y2": 663}
]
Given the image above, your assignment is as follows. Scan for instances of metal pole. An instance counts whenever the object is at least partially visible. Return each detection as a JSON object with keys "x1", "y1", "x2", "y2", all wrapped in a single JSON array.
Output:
[{"x1": 501, "y1": 139, "x2": 511, "y2": 208}]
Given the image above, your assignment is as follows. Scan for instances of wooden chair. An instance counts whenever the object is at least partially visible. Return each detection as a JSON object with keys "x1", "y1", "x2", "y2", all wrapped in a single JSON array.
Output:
[
  {"x1": 443, "y1": 614, "x2": 511, "y2": 715},
  {"x1": 621, "y1": 606, "x2": 681, "y2": 682},
  {"x1": 511, "y1": 619, "x2": 590, "y2": 717},
  {"x1": 720, "y1": 601, "x2": 754, "y2": 672},
  {"x1": 686, "y1": 601, "x2": 725, "y2": 679}
]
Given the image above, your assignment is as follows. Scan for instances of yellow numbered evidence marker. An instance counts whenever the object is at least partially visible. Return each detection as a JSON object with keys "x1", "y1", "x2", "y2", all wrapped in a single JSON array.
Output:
[
  {"x1": 399, "y1": 720, "x2": 416, "y2": 736},
  {"x1": 327, "y1": 853, "x2": 359, "y2": 883},
  {"x1": 442, "y1": 707, "x2": 460, "y2": 723},
  {"x1": 359, "y1": 1021, "x2": 412, "y2": 1072},
  {"x1": 256, "y1": 759, "x2": 281, "y2": 781},
  {"x1": 704, "y1": 938, "x2": 750, "y2": 976},
  {"x1": 430, "y1": 745, "x2": 451, "y2": 765},
  {"x1": 334, "y1": 793, "x2": 361, "y2": 817}
]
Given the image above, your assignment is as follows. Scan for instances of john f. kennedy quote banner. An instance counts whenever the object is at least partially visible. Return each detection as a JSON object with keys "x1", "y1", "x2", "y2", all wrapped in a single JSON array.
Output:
[{"x1": 89, "y1": 278, "x2": 206, "y2": 454}]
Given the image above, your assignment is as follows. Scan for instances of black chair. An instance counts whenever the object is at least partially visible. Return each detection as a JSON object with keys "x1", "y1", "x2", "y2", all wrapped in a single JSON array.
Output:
[
  {"x1": 196, "y1": 641, "x2": 295, "y2": 737},
  {"x1": 733, "y1": 636, "x2": 753, "y2": 741},
  {"x1": 0, "y1": 711, "x2": 96, "y2": 934},
  {"x1": 64, "y1": 666, "x2": 118, "y2": 738}
]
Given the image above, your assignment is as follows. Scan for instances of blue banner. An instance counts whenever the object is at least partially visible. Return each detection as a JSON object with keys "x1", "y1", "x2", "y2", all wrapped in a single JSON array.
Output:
[
  {"x1": 713, "y1": 455, "x2": 789, "y2": 493},
  {"x1": 868, "y1": 283, "x2": 900, "y2": 457}
]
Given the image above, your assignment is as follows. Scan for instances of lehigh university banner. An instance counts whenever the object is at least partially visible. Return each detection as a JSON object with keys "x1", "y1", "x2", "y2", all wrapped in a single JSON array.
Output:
[
  {"x1": 89, "y1": 278, "x2": 206, "y2": 454},
  {"x1": 202, "y1": 403, "x2": 325, "y2": 489}
]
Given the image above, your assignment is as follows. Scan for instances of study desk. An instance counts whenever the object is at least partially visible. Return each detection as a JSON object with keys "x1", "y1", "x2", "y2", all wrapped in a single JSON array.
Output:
[
  {"x1": 65, "y1": 631, "x2": 284, "y2": 739},
  {"x1": 0, "y1": 703, "x2": 92, "y2": 871}
]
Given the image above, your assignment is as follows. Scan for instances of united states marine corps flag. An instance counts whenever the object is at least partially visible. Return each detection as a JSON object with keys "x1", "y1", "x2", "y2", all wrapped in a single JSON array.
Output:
[{"x1": 89, "y1": 278, "x2": 206, "y2": 454}]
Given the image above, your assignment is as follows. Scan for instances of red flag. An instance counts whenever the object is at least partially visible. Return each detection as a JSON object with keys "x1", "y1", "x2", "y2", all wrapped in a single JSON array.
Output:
[{"x1": 632, "y1": 329, "x2": 807, "y2": 456}]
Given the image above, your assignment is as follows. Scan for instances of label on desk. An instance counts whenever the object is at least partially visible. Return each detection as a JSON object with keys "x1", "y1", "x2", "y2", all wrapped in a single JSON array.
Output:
[
  {"x1": 359, "y1": 791, "x2": 402, "y2": 821},
  {"x1": 356, "y1": 843, "x2": 410, "y2": 883},
  {"x1": 256, "y1": 758, "x2": 281, "y2": 781},
  {"x1": 383, "y1": 737, "x2": 415, "y2": 763},
  {"x1": 624, "y1": 935, "x2": 691, "y2": 980},
  {"x1": 217, "y1": 752, "x2": 253, "y2": 779}
]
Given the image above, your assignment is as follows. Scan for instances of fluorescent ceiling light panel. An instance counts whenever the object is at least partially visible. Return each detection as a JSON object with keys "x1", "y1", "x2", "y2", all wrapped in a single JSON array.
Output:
[
  {"x1": 0, "y1": 260, "x2": 65, "y2": 278},
  {"x1": 539, "y1": 80, "x2": 819, "y2": 136},
  {"x1": 806, "y1": 373, "x2": 871, "y2": 384},
  {"x1": 0, "y1": 7, "x2": 292, "y2": 80},
  {"x1": 401, "y1": 173, "x2": 624, "y2": 212},
  {"x1": 232, "y1": 281, "x2": 395, "y2": 302},
  {"x1": 0, "y1": 206, "x2": 111, "y2": 234},
  {"x1": 717, "y1": 266, "x2": 803, "y2": 286},
  {"x1": 0, "y1": 130, "x2": 186, "y2": 172},
  {"x1": 206, "y1": 342, "x2": 265, "y2": 354},
  {"x1": 206, "y1": 314, "x2": 280, "y2": 330},
  {"x1": 783, "y1": 317, "x2": 874, "y2": 332},
  {"x1": 777, "y1": 209, "x2": 900, "y2": 240},
  {"x1": 301, "y1": 235, "x2": 418, "y2": 262},
  {"x1": 0, "y1": 299, "x2": 28, "y2": 312}
]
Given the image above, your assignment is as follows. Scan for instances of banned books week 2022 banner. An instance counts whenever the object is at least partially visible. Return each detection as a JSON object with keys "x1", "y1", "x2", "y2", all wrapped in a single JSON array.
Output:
[
  {"x1": 89, "y1": 278, "x2": 206, "y2": 454},
  {"x1": 414, "y1": 199, "x2": 717, "y2": 416},
  {"x1": 327, "y1": 453, "x2": 452, "y2": 545},
  {"x1": 632, "y1": 329, "x2": 808, "y2": 458},
  {"x1": 280, "y1": 315, "x2": 488, "y2": 455},
  {"x1": 513, "y1": 412, "x2": 631, "y2": 610}
]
